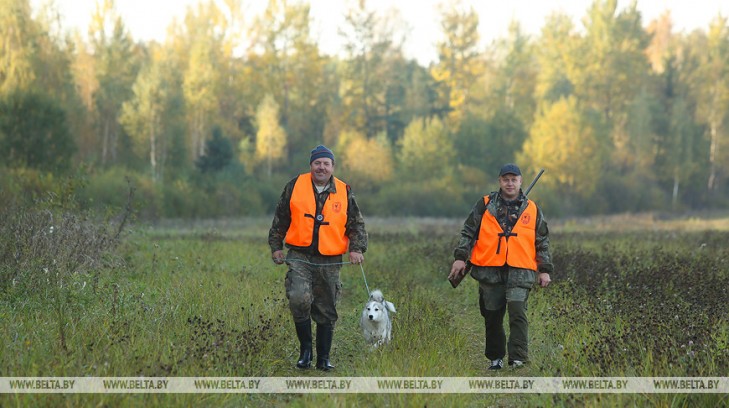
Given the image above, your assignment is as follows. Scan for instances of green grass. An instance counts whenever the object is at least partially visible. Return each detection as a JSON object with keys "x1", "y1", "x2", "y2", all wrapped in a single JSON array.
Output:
[{"x1": 2, "y1": 217, "x2": 729, "y2": 407}]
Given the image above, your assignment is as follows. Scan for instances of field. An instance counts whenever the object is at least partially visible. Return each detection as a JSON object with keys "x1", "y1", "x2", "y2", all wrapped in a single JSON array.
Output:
[{"x1": 1, "y1": 214, "x2": 728, "y2": 407}]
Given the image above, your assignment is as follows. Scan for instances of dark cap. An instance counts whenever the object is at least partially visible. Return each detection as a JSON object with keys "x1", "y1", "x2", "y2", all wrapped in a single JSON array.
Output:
[
  {"x1": 310, "y1": 145, "x2": 334, "y2": 164},
  {"x1": 499, "y1": 163, "x2": 521, "y2": 177}
]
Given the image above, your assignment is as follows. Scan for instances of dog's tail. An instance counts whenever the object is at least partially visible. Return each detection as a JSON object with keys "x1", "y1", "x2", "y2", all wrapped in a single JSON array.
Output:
[{"x1": 369, "y1": 289, "x2": 384, "y2": 302}]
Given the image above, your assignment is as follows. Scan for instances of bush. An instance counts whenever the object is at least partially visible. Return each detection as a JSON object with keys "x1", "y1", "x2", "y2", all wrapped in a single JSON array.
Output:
[
  {"x1": 369, "y1": 176, "x2": 467, "y2": 217},
  {"x1": 0, "y1": 167, "x2": 87, "y2": 211},
  {"x1": 0, "y1": 90, "x2": 76, "y2": 172},
  {"x1": 78, "y1": 167, "x2": 135, "y2": 212},
  {"x1": 78, "y1": 167, "x2": 157, "y2": 219},
  {"x1": 0, "y1": 185, "x2": 123, "y2": 353},
  {"x1": 208, "y1": 179, "x2": 265, "y2": 217},
  {"x1": 162, "y1": 179, "x2": 197, "y2": 218},
  {"x1": 598, "y1": 172, "x2": 668, "y2": 214}
]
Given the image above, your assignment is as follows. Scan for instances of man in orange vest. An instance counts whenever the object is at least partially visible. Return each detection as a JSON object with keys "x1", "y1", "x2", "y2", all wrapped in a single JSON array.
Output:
[
  {"x1": 448, "y1": 163, "x2": 553, "y2": 370},
  {"x1": 268, "y1": 145, "x2": 368, "y2": 371}
]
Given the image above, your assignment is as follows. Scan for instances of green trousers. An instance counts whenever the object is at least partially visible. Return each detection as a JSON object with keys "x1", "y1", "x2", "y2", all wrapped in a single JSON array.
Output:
[
  {"x1": 475, "y1": 266, "x2": 536, "y2": 362},
  {"x1": 284, "y1": 249, "x2": 342, "y2": 326}
]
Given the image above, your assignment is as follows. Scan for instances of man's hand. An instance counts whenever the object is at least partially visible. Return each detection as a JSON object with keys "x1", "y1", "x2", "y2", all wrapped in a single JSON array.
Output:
[
  {"x1": 272, "y1": 250, "x2": 285, "y2": 265},
  {"x1": 538, "y1": 272, "x2": 551, "y2": 287},
  {"x1": 349, "y1": 251, "x2": 364, "y2": 265},
  {"x1": 449, "y1": 260, "x2": 466, "y2": 281}
]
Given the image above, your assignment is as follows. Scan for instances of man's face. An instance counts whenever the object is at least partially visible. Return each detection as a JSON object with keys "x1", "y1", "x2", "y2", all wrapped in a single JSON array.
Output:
[
  {"x1": 499, "y1": 173, "x2": 522, "y2": 200},
  {"x1": 310, "y1": 158, "x2": 334, "y2": 185}
]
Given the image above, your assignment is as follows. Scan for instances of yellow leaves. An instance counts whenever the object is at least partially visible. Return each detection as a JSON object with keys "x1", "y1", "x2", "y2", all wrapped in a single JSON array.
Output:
[
  {"x1": 430, "y1": 66, "x2": 451, "y2": 83},
  {"x1": 339, "y1": 131, "x2": 394, "y2": 189},
  {"x1": 255, "y1": 94, "x2": 287, "y2": 176},
  {"x1": 432, "y1": 2, "x2": 483, "y2": 127},
  {"x1": 520, "y1": 97, "x2": 601, "y2": 197},
  {"x1": 399, "y1": 117, "x2": 455, "y2": 179}
]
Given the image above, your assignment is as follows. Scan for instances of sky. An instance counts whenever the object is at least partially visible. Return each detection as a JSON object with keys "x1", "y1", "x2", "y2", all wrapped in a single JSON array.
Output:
[{"x1": 36, "y1": 0, "x2": 729, "y2": 65}]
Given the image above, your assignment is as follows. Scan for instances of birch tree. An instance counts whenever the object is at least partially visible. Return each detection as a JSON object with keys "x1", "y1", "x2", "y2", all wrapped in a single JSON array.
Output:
[
  {"x1": 255, "y1": 94, "x2": 287, "y2": 178},
  {"x1": 89, "y1": 0, "x2": 137, "y2": 165},
  {"x1": 692, "y1": 17, "x2": 729, "y2": 193},
  {"x1": 120, "y1": 50, "x2": 169, "y2": 182}
]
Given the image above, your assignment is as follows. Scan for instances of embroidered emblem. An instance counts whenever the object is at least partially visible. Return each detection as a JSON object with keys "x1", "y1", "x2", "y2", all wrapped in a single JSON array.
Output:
[
  {"x1": 332, "y1": 202, "x2": 342, "y2": 213},
  {"x1": 521, "y1": 213, "x2": 531, "y2": 224}
]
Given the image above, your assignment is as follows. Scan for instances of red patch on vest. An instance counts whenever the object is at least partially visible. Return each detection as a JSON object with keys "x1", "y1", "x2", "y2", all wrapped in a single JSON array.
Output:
[
  {"x1": 521, "y1": 213, "x2": 531, "y2": 224},
  {"x1": 332, "y1": 202, "x2": 342, "y2": 213}
]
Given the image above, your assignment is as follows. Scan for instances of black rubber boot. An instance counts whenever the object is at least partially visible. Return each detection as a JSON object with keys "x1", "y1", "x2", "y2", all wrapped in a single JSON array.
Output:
[
  {"x1": 315, "y1": 323, "x2": 335, "y2": 371},
  {"x1": 294, "y1": 319, "x2": 312, "y2": 369}
]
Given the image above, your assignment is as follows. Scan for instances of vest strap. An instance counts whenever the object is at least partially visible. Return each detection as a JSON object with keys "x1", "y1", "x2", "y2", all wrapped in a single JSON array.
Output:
[
  {"x1": 305, "y1": 213, "x2": 330, "y2": 225},
  {"x1": 496, "y1": 231, "x2": 518, "y2": 254}
]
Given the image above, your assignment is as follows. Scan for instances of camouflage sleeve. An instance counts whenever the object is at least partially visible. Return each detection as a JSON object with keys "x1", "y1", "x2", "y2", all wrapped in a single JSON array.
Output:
[
  {"x1": 345, "y1": 186, "x2": 368, "y2": 253},
  {"x1": 267, "y1": 178, "x2": 297, "y2": 253},
  {"x1": 453, "y1": 198, "x2": 487, "y2": 261},
  {"x1": 535, "y1": 204, "x2": 554, "y2": 274}
]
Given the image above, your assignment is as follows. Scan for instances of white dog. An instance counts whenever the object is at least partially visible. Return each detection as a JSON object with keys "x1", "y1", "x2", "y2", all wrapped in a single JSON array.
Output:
[{"x1": 360, "y1": 289, "x2": 396, "y2": 347}]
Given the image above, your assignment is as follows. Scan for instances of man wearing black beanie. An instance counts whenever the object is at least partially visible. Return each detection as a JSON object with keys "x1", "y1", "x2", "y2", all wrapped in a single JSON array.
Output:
[{"x1": 268, "y1": 145, "x2": 368, "y2": 371}]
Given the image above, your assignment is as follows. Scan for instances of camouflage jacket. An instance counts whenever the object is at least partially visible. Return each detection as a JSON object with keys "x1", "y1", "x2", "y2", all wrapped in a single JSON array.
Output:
[
  {"x1": 268, "y1": 174, "x2": 368, "y2": 256},
  {"x1": 453, "y1": 190, "x2": 553, "y2": 274}
]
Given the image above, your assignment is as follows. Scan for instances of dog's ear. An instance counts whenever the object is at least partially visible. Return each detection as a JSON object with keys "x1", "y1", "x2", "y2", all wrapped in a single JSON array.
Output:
[
  {"x1": 369, "y1": 290, "x2": 384, "y2": 302},
  {"x1": 384, "y1": 301, "x2": 396, "y2": 313}
]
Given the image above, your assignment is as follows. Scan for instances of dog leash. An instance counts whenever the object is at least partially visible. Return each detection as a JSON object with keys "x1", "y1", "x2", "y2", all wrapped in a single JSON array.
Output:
[
  {"x1": 359, "y1": 263, "x2": 370, "y2": 296},
  {"x1": 285, "y1": 258, "x2": 371, "y2": 296}
]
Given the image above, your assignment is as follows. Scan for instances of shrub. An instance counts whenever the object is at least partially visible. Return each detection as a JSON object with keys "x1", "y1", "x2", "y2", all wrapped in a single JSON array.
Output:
[
  {"x1": 0, "y1": 191, "x2": 123, "y2": 353},
  {"x1": 370, "y1": 176, "x2": 466, "y2": 217}
]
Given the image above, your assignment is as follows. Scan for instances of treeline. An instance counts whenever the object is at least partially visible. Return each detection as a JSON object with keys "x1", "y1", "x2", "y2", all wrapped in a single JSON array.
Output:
[{"x1": 1, "y1": 0, "x2": 728, "y2": 218}]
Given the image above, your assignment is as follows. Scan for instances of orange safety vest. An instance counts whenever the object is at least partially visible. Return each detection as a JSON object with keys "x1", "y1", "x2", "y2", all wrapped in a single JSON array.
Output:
[
  {"x1": 285, "y1": 173, "x2": 349, "y2": 255},
  {"x1": 470, "y1": 196, "x2": 538, "y2": 270}
]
